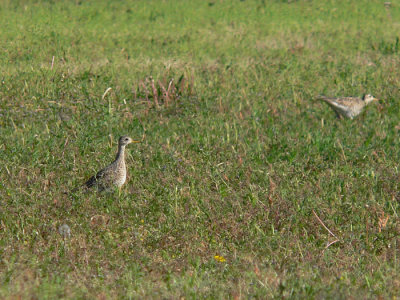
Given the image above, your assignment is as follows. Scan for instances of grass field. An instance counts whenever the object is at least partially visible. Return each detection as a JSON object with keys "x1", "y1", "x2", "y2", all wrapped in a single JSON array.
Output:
[{"x1": 1, "y1": 0, "x2": 400, "y2": 298}]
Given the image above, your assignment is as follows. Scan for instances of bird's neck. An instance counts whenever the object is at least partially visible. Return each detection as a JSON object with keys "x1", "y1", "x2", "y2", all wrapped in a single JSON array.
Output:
[{"x1": 115, "y1": 144, "x2": 125, "y2": 163}]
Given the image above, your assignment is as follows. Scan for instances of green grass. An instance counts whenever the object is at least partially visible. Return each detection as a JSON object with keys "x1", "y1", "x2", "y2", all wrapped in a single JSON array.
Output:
[{"x1": 1, "y1": 0, "x2": 400, "y2": 298}]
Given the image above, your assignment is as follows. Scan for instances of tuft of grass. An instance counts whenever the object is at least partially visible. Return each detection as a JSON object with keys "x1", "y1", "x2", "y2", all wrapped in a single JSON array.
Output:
[{"x1": 1, "y1": 0, "x2": 400, "y2": 298}]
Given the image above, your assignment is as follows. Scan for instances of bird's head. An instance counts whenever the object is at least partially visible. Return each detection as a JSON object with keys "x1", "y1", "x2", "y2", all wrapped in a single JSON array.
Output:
[
  {"x1": 363, "y1": 94, "x2": 378, "y2": 104},
  {"x1": 118, "y1": 136, "x2": 135, "y2": 147}
]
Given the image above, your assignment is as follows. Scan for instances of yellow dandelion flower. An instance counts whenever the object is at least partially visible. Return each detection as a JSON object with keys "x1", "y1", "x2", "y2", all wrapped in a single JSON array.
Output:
[
  {"x1": 214, "y1": 255, "x2": 226, "y2": 262},
  {"x1": 140, "y1": 219, "x2": 144, "y2": 223}
]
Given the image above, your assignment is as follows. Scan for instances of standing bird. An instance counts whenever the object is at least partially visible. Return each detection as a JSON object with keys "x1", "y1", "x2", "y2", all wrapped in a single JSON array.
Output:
[
  {"x1": 317, "y1": 94, "x2": 378, "y2": 119},
  {"x1": 84, "y1": 136, "x2": 139, "y2": 192}
]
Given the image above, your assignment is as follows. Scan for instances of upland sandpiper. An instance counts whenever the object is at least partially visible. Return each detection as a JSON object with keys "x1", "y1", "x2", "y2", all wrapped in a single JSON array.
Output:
[
  {"x1": 317, "y1": 94, "x2": 378, "y2": 119},
  {"x1": 84, "y1": 136, "x2": 138, "y2": 191}
]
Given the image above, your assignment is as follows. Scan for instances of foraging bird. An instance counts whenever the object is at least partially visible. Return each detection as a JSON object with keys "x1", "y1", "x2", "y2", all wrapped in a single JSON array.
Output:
[
  {"x1": 84, "y1": 136, "x2": 138, "y2": 191},
  {"x1": 317, "y1": 94, "x2": 378, "y2": 119}
]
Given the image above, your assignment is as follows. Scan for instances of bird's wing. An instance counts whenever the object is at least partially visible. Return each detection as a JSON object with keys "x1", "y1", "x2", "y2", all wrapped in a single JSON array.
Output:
[
  {"x1": 332, "y1": 97, "x2": 362, "y2": 106},
  {"x1": 318, "y1": 96, "x2": 361, "y2": 109},
  {"x1": 85, "y1": 166, "x2": 112, "y2": 188},
  {"x1": 319, "y1": 97, "x2": 347, "y2": 110}
]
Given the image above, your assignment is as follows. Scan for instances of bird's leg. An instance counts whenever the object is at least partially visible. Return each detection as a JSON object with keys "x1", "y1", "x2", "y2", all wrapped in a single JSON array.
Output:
[
  {"x1": 118, "y1": 186, "x2": 122, "y2": 197},
  {"x1": 335, "y1": 110, "x2": 343, "y2": 119}
]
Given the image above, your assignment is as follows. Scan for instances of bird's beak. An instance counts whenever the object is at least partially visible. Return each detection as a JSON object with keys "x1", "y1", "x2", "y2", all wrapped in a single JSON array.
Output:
[{"x1": 131, "y1": 134, "x2": 145, "y2": 144}]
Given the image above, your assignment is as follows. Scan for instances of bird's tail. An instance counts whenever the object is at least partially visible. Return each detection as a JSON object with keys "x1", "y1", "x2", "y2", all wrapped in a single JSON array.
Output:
[
  {"x1": 63, "y1": 185, "x2": 82, "y2": 196},
  {"x1": 315, "y1": 95, "x2": 329, "y2": 101}
]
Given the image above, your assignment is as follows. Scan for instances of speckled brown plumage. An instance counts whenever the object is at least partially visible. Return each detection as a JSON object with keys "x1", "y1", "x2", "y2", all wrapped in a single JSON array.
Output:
[
  {"x1": 85, "y1": 136, "x2": 134, "y2": 191},
  {"x1": 317, "y1": 94, "x2": 378, "y2": 119}
]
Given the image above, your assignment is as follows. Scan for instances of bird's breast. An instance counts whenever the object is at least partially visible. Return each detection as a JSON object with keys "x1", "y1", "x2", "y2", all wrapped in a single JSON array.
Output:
[{"x1": 113, "y1": 163, "x2": 127, "y2": 187}]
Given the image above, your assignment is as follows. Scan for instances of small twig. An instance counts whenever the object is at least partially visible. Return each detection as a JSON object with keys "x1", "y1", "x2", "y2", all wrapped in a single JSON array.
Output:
[
  {"x1": 325, "y1": 239, "x2": 339, "y2": 249},
  {"x1": 390, "y1": 200, "x2": 398, "y2": 218},
  {"x1": 102, "y1": 87, "x2": 112, "y2": 100},
  {"x1": 5, "y1": 165, "x2": 11, "y2": 176},
  {"x1": 336, "y1": 138, "x2": 347, "y2": 162},
  {"x1": 167, "y1": 79, "x2": 173, "y2": 93},
  {"x1": 322, "y1": 239, "x2": 340, "y2": 254},
  {"x1": 61, "y1": 137, "x2": 69, "y2": 159},
  {"x1": 167, "y1": 79, "x2": 174, "y2": 105},
  {"x1": 109, "y1": 134, "x2": 113, "y2": 148},
  {"x1": 150, "y1": 77, "x2": 159, "y2": 107},
  {"x1": 51, "y1": 56, "x2": 55, "y2": 69},
  {"x1": 312, "y1": 210, "x2": 338, "y2": 239}
]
